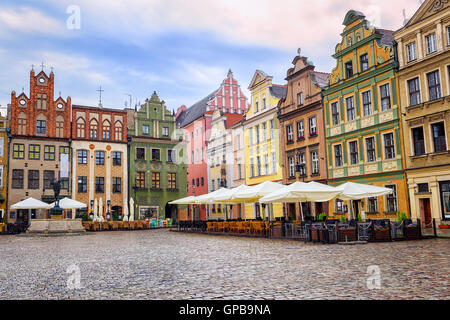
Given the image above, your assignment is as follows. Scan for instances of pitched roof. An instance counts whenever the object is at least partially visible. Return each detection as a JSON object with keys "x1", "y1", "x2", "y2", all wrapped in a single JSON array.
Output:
[
  {"x1": 176, "y1": 89, "x2": 219, "y2": 127},
  {"x1": 375, "y1": 28, "x2": 395, "y2": 47},
  {"x1": 269, "y1": 85, "x2": 287, "y2": 99}
]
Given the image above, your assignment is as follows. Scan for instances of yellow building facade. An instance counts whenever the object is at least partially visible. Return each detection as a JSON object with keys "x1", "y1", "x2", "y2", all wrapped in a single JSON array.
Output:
[
  {"x1": 394, "y1": 0, "x2": 450, "y2": 226},
  {"x1": 244, "y1": 70, "x2": 286, "y2": 220}
]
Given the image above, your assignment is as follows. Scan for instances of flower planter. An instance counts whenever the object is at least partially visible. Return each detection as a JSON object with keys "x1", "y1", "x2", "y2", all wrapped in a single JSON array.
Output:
[
  {"x1": 311, "y1": 229, "x2": 321, "y2": 242},
  {"x1": 404, "y1": 225, "x2": 421, "y2": 239},
  {"x1": 439, "y1": 224, "x2": 450, "y2": 229},
  {"x1": 338, "y1": 228, "x2": 357, "y2": 242},
  {"x1": 373, "y1": 229, "x2": 390, "y2": 241}
]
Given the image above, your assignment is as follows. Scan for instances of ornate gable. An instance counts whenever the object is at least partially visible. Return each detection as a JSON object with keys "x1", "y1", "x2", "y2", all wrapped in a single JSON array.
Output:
[{"x1": 405, "y1": 0, "x2": 449, "y2": 27}]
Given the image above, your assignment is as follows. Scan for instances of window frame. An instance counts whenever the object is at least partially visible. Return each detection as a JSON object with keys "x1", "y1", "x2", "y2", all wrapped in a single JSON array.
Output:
[
  {"x1": 331, "y1": 101, "x2": 340, "y2": 126},
  {"x1": 383, "y1": 132, "x2": 395, "y2": 160},
  {"x1": 345, "y1": 96, "x2": 355, "y2": 121},
  {"x1": 78, "y1": 150, "x2": 88, "y2": 164},
  {"x1": 348, "y1": 140, "x2": 359, "y2": 165},
  {"x1": 95, "y1": 151, "x2": 105, "y2": 165}
]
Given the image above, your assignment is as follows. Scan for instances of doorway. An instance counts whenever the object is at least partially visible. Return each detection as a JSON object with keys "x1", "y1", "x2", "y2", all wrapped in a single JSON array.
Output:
[
  {"x1": 353, "y1": 200, "x2": 361, "y2": 219},
  {"x1": 419, "y1": 198, "x2": 432, "y2": 225}
]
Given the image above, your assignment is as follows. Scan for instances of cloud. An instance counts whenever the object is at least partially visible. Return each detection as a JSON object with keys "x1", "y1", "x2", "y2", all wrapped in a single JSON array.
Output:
[
  {"x1": 0, "y1": 6, "x2": 65, "y2": 37},
  {"x1": 46, "y1": 0, "x2": 420, "y2": 50}
]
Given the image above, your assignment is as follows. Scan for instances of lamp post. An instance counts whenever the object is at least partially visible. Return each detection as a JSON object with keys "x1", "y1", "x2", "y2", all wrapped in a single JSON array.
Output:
[
  {"x1": 107, "y1": 200, "x2": 111, "y2": 221},
  {"x1": 89, "y1": 200, "x2": 94, "y2": 220},
  {"x1": 295, "y1": 162, "x2": 306, "y2": 221}
]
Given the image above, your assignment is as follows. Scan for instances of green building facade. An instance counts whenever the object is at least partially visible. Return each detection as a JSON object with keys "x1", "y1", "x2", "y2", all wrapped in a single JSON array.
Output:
[{"x1": 128, "y1": 92, "x2": 187, "y2": 222}]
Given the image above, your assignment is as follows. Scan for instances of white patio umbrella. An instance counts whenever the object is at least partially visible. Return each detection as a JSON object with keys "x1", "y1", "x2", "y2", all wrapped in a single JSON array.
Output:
[
  {"x1": 335, "y1": 182, "x2": 394, "y2": 220},
  {"x1": 98, "y1": 197, "x2": 104, "y2": 222},
  {"x1": 10, "y1": 197, "x2": 51, "y2": 210},
  {"x1": 49, "y1": 198, "x2": 87, "y2": 209},
  {"x1": 169, "y1": 196, "x2": 197, "y2": 205},
  {"x1": 194, "y1": 188, "x2": 228, "y2": 204},
  {"x1": 231, "y1": 181, "x2": 282, "y2": 201},
  {"x1": 129, "y1": 198, "x2": 135, "y2": 221},
  {"x1": 123, "y1": 199, "x2": 129, "y2": 221},
  {"x1": 212, "y1": 185, "x2": 251, "y2": 203},
  {"x1": 93, "y1": 198, "x2": 98, "y2": 222}
]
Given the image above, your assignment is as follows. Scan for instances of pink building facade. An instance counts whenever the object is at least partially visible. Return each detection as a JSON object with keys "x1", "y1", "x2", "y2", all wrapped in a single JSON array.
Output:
[{"x1": 176, "y1": 70, "x2": 248, "y2": 221}]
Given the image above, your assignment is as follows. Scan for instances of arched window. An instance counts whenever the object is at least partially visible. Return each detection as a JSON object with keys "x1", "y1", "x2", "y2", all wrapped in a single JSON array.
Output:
[
  {"x1": 37, "y1": 94, "x2": 47, "y2": 110},
  {"x1": 77, "y1": 117, "x2": 86, "y2": 138},
  {"x1": 114, "y1": 121, "x2": 123, "y2": 141},
  {"x1": 56, "y1": 115, "x2": 64, "y2": 138},
  {"x1": 102, "y1": 120, "x2": 111, "y2": 140},
  {"x1": 18, "y1": 112, "x2": 27, "y2": 135},
  {"x1": 90, "y1": 119, "x2": 98, "y2": 139}
]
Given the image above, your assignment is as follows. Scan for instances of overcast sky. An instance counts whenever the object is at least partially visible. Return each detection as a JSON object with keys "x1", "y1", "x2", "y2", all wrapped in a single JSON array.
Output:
[{"x1": 0, "y1": 0, "x2": 422, "y2": 114}]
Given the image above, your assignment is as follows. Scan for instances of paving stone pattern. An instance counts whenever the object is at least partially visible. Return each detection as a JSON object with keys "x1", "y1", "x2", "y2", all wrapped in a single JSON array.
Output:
[{"x1": 0, "y1": 230, "x2": 448, "y2": 300}]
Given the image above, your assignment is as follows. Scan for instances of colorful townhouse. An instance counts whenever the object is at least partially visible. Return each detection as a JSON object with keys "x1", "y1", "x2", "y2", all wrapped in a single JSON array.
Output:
[
  {"x1": 323, "y1": 10, "x2": 408, "y2": 220},
  {"x1": 127, "y1": 92, "x2": 187, "y2": 222},
  {"x1": 0, "y1": 116, "x2": 8, "y2": 222},
  {"x1": 394, "y1": 0, "x2": 450, "y2": 225},
  {"x1": 7, "y1": 68, "x2": 72, "y2": 223},
  {"x1": 71, "y1": 104, "x2": 128, "y2": 220},
  {"x1": 277, "y1": 52, "x2": 329, "y2": 220},
  {"x1": 230, "y1": 118, "x2": 246, "y2": 219},
  {"x1": 244, "y1": 70, "x2": 286, "y2": 220},
  {"x1": 176, "y1": 70, "x2": 248, "y2": 221},
  {"x1": 206, "y1": 109, "x2": 243, "y2": 220}
]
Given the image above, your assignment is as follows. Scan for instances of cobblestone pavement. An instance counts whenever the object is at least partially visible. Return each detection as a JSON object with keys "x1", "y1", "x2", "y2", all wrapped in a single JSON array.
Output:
[{"x1": 0, "y1": 230, "x2": 448, "y2": 300}]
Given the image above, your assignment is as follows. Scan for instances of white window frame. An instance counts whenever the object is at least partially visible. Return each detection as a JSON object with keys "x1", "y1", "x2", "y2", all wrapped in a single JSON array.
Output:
[
  {"x1": 287, "y1": 124, "x2": 294, "y2": 142},
  {"x1": 311, "y1": 151, "x2": 319, "y2": 175},
  {"x1": 288, "y1": 156, "x2": 295, "y2": 178},
  {"x1": 406, "y1": 42, "x2": 417, "y2": 62},
  {"x1": 425, "y1": 33, "x2": 437, "y2": 55}
]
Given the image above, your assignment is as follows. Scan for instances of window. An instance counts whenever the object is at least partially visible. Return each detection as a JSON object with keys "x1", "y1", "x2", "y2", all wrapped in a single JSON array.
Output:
[
  {"x1": 345, "y1": 61, "x2": 353, "y2": 78},
  {"x1": 112, "y1": 152, "x2": 122, "y2": 166},
  {"x1": 114, "y1": 122, "x2": 123, "y2": 141},
  {"x1": 262, "y1": 98, "x2": 266, "y2": 109},
  {"x1": 152, "y1": 149, "x2": 161, "y2": 161},
  {"x1": 408, "y1": 77, "x2": 421, "y2": 106},
  {"x1": 12, "y1": 144, "x2": 24, "y2": 159},
  {"x1": 297, "y1": 92, "x2": 303, "y2": 105},
  {"x1": 162, "y1": 127, "x2": 169, "y2": 137},
  {"x1": 345, "y1": 96, "x2": 355, "y2": 121},
  {"x1": 309, "y1": 117, "x2": 317, "y2": 136},
  {"x1": 236, "y1": 134, "x2": 241, "y2": 150},
  {"x1": 255, "y1": 125, "x2": 260, "y2": 144},
  {"x1": 168, "y1": 150, "x2": 175, "y2": 163},
  {"x1": 386, "y1": 185, "x2": 398, "y2": 213},
  {"x1": 256, "y1": 156, "x2": 261, "y2": 176},
  {"x1": 36, "y1": 120, "x2": 46, "y2": 134},
  {"x1": 36, "y1": 94, "x2": 47, "y2": 110},
  {"x1": 59, "y1": 174, "x2": 69, "y2": 190},
  {"x1": 264, "y1": 154, "x2": 269, "y2": 175},
  {"x1": 336, "y1": 199, "x2": 344, "y2": 213},
  {"x1": 271, "y1": 152, "x2": 277, "y2": 174},
  {"x1": 95, "y1": 177, "x2": 105, "y2": 193},
  {"x1": 44, "y1": 145, "x2": 55, "y2": 161},
  {"x1": 366, "y1": 137, "x2": 376, "y2": 162},
  {"x1": 426, "y1": 34, "x2": 437, "y2": 54},
  {"x1": 201, "y1": 177, "x2": 204, "y2": 186},
  {"x1": 56, "y1": 117, "x2": 64, "y2": 138},
  {"x1": 360, "y1": 54, "x2": 369, "y2": 72},
  {"x1": 362, "y1": 91, "x2": 372, "y2": 116},
  {"x1": 152, "y1": 172, "x2": 160, "y2": 188},
  {"x1": 250, "y1": 158, "x2": 255, "y2": 178},
  {"x1": 43, "y1": 170, "x2": 55, "y2": 190},
  {"x1": 286, "y1": 124, "x2": 294, "y2": 142},
  {"x1": 380, "y1": 84, "x2": 391, "y2": 111},
  {"x1": 12, "y1": 169, "x2": 24, "y2": 189},
  {"x1": 77, "y1": 119, "x2": 85, "y2": 138},
  {"x1": 238, "y1": 164, "x2": 242, "y2": 180},
  {"x1": 384, "y1": 133, "x2": 395, "y2": 159},
  {"x1": 297, "y1": 153, "x2": 306, "y2": 176},
  {"x1": 368, "y1": 197, "x2": 378, "y2": 213},
  {"x1": 249, "y1": 127, "x2": 253, "y2": 145},
  {"x1": 168, "y1": 173, "x2": 177, "y2": 189},
  {"x1": 255, "y1": 100, "x2": 259, "y2": 112},
  {"x1": 96, "y1": 151, "x2": 105, "y2": 165},
  {"x1": 412, "y1": 127, "x2": 425, "y2": 156},
  {"x1": 59, "y1": 146, "x2": 69, "y2": 160},
  {"x1": 0, "y1": 166, "x2": 2, "y2": 189},
  {"x1": 331, "y1": 102, "x2": 340, "y2": 126},
  {"x1": 18, "y1": 116, "x2": 27, "y2": 135},
  {"x1": 77, "y1": 176, "x2": 87, "y2": 193},
  {"x1": 112, "y1": 177, "x2": 121, "y2": 193},
  {"x1": 262, "y1": 123, "x2": 267, "y2": 141},
  {"x1": 418, "y1": 183, "x2": 429, "y2": 193},
  {"x1": 136, "y1": 148, "x2": 145, "y2": 160},
  {"x1": 212, "y1": 180, "x2": 215, "y2": 191},
  {"x1": 311, "y1": 151, "x2": 319, "y2": 175},
  {"x1": 297, "y1": 120, "x2": 304, "y2": 139},
  {"x1": 334, "y1": 145, "x2": 343, "y2": 167},
  {"x1": 28, "y1": 170, "x2": 39, "y2": 189},
  {"x1": 78, "y1": 150, "x2": 88, "y2": 164},
  {"x1": 349, "y1": 141, "x2": 358, "y2": 165},
  {"x1": 427, "y1": 70, "x2": 441, "y2": 101},
  {"x1": 270, "y1": 120, "x2": 274, "y2": 140},
  {"x1": 406, "y1": 42, "x2": 417, "y2": 62},
  {"x1": 142, "y1": 125, "x2": 149, "y2": 135},
  {"x1": 432, "y1": 122, "x2": 446, "y2": 153},
  {"x1": 28, "y1": 144, "x2": 40, "y2": 160},
  {"x1": 447, "y1": 26, "x2": 450, "y2": 46},
  {"x1": 136, "y1": 172, "x2": 146, "y2": 188},
  {"x1": 288, "y1": 156, "x2": 295, "y2": 178},
  {"x1": 347, "y1": 36, "x2": 353, "y2": 46},
  {"x1": 90, "y1": 121, "x2": 98, "y2": 139}
]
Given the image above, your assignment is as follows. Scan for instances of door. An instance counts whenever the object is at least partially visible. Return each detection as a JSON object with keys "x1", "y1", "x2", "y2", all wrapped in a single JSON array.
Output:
[
  {"x1": 420, "y1": 198, "x2": 432, "y2": 225},
  {"x1": 353, "y1": 200, "x2": 361, "y2": 219}
]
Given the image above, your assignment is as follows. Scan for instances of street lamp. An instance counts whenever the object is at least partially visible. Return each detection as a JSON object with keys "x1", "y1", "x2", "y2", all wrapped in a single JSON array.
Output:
[
  {"x1": 295, "y1": 162, "x2": 306, "y2": 182},
  {"x1": 89, "y1": 200, "x2": 94, "y2": 220},
  {"x1": 107, "y1": 200, "x2": 111, "y2": 221}
]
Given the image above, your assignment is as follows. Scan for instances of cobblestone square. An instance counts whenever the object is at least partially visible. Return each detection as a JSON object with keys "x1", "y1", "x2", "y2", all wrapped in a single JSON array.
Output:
[{"x1": 0, "y1": 230, "x2": 448, "y2": 300}]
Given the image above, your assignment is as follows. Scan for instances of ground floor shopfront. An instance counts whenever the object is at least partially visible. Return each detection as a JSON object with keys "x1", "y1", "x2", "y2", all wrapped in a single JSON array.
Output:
[
  {"x1": 407, "y1": 165, "x2": 450, "y2": 226},
  {"x1": 327, "y1": 171, "x2": 409, "y2": 220}
]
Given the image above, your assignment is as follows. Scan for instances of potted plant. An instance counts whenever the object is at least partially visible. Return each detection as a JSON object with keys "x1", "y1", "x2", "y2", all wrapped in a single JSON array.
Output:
[{"x1": 373, "y1": 224, "x2": 390, "y2": 241}]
